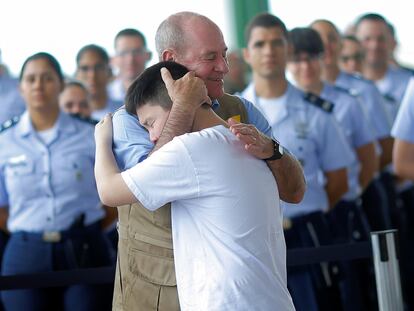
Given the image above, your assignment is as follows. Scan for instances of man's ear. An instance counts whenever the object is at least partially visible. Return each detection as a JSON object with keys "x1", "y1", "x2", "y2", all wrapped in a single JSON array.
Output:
[{"x1": 162, "y1": 49, "x2": 176, "y2": 62}]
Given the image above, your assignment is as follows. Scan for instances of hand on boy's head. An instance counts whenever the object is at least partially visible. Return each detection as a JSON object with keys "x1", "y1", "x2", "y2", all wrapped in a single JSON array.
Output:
[
  {"x1": 160, "y1": 67, "x2": 210, "y2": 111},
  {"x1": 94, "y1": 113, "x2": 113, "y2": 147}
]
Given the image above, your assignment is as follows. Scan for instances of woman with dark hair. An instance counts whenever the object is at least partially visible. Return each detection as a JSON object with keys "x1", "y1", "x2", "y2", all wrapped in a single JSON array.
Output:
[{"x1": 0, "y1": 52, "x2": 111, "y2": 311}]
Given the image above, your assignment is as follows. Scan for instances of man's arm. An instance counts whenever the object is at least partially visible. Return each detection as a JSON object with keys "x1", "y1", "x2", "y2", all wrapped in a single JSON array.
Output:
[
  {"x1": 95, "y1": 114, "x2": 138, "y2": 207},
  {"x1": 393, "y1": 139, "x2": 414, "y2": 180},
  {"x1": 0, "y1": 207, "x2": 8, "y2": 232},
  {"x1": 356, "y1": 142, "x2": 378, "y2": 190},
  {"x1": 325, "y1": 168, "x2": 349, "y2": 209},
  {"x1": 151, "y1": 68, "x2": 211, "y2": 153},
  {"x1": 378, "y1": 137, "x2": 394, "y2": 169},
  {"x1": 227, "y1": 118, "x2": 306, "y2": 203}
]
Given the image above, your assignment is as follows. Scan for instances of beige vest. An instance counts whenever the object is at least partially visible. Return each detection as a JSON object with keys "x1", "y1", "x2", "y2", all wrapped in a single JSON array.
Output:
[{"x1": 113, "y1": 94, "x2": 249, "y2": 306}]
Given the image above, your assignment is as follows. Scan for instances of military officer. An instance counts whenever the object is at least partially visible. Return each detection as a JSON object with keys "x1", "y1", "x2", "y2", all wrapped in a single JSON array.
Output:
[
  {"x1": 0, "y1": 52, "x2": 112, "y2": 311},
  {"x1": 242, "y1": 13, "x2": 354, "y2": 311}
]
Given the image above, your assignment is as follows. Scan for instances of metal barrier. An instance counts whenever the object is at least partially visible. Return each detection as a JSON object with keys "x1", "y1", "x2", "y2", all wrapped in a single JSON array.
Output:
[
  {"x1": 0, "y1": 232, "x2": 404, "y2": 311},
  {"x1": 371, "y1": 229, "x2": 404, "y2": 311}
]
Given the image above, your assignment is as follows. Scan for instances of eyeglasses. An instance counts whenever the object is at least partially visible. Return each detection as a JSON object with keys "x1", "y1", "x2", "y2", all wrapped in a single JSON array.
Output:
[
  {"x1": 289, "y1": 54, "x2": 322, "y2": 64},
  {"x1": 116, "y1": 48, "x2": 148, "y2": 58},
  {"x1": 340, "y1": 53, "x2": 364, "y2": 63},
  {"x1": 77, "y1": 63, "x2": 107, "y2": 74}
]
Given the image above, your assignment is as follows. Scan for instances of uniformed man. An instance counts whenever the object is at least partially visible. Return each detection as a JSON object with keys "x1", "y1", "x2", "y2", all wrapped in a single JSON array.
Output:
[
  {"x1": 354, "y1": 13, "x2": 412, "y2": 123},
  {"x1": 392, "y1": 77, "x2": 414, "y2": 310},
  {"x1": 339, "y1": 35, "x2": 365, "y2": 74},
  {"x1": 241, "y1": 13, "x2": 354, "y2": 311},
  {"x1": 75, "y1": 44, "x2": 123, "y2": 121},
  {"x1": 108, "y1": 28, "x2": 152, "y2": 102},
  {"x1": 311, "y1": 19, "x2": 393, "y2": 232},
  {"x1": 111, "y1": 12, "x2": 306, "y2": 311}
]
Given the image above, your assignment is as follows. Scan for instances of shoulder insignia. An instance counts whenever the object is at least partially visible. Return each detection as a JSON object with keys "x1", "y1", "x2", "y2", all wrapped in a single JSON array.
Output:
[
  {"x1": 383, "y1": 93, "x2": 397, "y2": 104},
  {"x1": 0, "y1": 116, "x2": 20, "y2": 133},
  {"x1": 333, "y1": 85, "x2": 352, "y2": 95},
  {"x1": 351, "y1": 73, "x2": 364, "y2": 80},
  {"x1": 70, "y1": 113, "x2": 98, "y2": 125},
  {"x1": 304, "y1": 92, "x2": 334, "y2": 113}
]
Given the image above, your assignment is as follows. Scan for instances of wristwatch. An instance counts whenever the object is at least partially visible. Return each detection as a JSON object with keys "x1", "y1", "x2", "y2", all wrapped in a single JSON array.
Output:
[{"x1": 264, "y1": 139, "x2": 284, "y2": 161}]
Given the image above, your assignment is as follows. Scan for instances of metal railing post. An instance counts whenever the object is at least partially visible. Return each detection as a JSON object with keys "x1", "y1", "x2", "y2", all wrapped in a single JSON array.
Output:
[{"x1": 370, "y1": 229, "x2": 403, "y2": 311}]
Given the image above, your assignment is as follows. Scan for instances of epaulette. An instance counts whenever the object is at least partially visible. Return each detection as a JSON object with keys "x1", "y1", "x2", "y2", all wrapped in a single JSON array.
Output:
[
  {"x1": 333, "y1": 85, "x2": 354, "y2": 96},
  {"x1": 70, "y1": 113, "x2": 98, "y2": 125},
  {"x1": 383, "y1": 93, "x2": 397, "y2": 103},
  {"x1": 304, "y1": 92, "x2": 334, "y2": 113},
  {"x1": 0, "y1": 116, "x2": 20, "y2": 133},
  {"x1": 351, "y1": 73, "x2": 364, "y2": 80}
]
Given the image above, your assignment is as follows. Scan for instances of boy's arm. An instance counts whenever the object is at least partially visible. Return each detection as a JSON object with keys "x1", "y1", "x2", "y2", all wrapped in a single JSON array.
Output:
[{"x1": 95, "y1": 114, "x2": 137, "y2": 207}]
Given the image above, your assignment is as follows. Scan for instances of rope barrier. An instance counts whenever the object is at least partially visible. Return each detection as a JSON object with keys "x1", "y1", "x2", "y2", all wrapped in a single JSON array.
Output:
[{"x1": 0, "y1": 241, "x2": 372, "y2": 290}]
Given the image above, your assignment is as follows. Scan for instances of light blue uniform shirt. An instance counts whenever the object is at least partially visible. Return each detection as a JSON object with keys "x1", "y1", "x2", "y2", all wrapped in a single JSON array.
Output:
[
  {"x1": 112, "y1": 96, "x2": 272, "y2": 170},
  {"x1": 335, "y1": 71, "x2": 391, "y2": 139},
  {"x1": 107, "y1": 78, "x2": 126, "y2": 102},
  {"x1": 0, "y1": 75, "x2": 26, "y2": 124},
  {"x1": 0, "y1": 111, "x2": 104, "y2": 232},
  {"x1": 321, "y1": 83, "x2": 376, "y2": 200},
  {"x1": 376, "y1": 67, "x2": 412, "y2": 124},
  {"x1": 242, "y1": 82, "x2": 354, "y2": 217},
  {"x1": 392, "y1": 77, "x2": 414, "y2": 143},
  {"x1": 91, "y1": 98, "x2": 123, "y2": 121}
]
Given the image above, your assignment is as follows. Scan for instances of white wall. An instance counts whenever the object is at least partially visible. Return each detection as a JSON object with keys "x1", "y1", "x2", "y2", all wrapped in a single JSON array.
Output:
[{"x1": 0, "y1": 0, "x2": 231, "y2": 76}]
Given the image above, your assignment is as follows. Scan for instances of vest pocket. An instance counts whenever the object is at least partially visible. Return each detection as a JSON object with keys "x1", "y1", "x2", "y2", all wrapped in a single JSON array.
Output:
[{"x1": 128, "y1": 240, "x2": 176, "y2": 286}]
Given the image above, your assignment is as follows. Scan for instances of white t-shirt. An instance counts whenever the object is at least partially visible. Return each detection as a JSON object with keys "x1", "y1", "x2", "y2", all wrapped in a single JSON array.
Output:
[{"x1": 122, "y1": 125, "x2": 295, "y2": 311}]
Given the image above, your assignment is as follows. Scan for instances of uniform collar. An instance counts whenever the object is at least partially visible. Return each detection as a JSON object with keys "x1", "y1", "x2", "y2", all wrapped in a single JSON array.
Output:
[
  {"x1": 16, "y1": 110, "x2": 77, "y2": 138},
  {"x1": 240, "y1": 82, "x2": 255, "y2": 103}
]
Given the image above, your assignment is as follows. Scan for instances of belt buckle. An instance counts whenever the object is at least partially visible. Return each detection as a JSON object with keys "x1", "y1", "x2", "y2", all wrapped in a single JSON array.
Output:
[
  {"x1": 283, "y1": 218, "x2": 292, "y2": 230},
  {"x1": 42, "y1": 231, "x2": 61, "y2": 242}
]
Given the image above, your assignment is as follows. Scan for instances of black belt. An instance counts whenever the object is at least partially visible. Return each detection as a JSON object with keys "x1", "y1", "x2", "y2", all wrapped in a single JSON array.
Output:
[{"x1": 12, "y1": 221, "x2": 101, "y2": 243}]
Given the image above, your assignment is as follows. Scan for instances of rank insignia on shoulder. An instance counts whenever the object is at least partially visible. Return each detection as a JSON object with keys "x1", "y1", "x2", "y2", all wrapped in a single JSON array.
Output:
[
  {"x1": 383, "y1": 93, "x2": 397, "y2": 104},
  {"x1": 0, "y1": 116, "x2": 20, "y2": 133},
  {"x1": 304, "y1": 92, "x2": 334, "y2": 113}
]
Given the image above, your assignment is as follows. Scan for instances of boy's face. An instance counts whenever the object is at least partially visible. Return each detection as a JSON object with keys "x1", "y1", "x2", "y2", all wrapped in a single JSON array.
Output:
[{"x1": 137, "y1": 102, "x2": 170, "y2": 144}]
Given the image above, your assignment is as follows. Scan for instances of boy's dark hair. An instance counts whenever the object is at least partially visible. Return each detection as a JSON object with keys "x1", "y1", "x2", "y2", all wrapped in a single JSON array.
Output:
[
  {"x1": 76, "y1": 44, "x2": 109, "y2": 65},
  {"x1": 289, "y1": 27, "x2": 324, "y2": 56},
  {"x1": 245, "y1": 13, "x2": 288, "y2": 45},
  {"x1": 125, "y1": 61, "x2": 189, "y2": 115},
  {"x1": 20, "y1": 52, "x2": 64, "y2": 82},
  {"x1": 115, "y1": 28, "x2": 147, "y2": 48}
]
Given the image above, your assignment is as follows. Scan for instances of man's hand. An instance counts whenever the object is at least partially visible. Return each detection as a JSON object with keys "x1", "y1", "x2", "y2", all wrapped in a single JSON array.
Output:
[
  {"x1": 228, "y1": 118, "x2": 273, "y2": 159},
  {"x1": 95, "y1": 113, "x2": 113, "y2": 147},
  {"x1": 161, "y1": 67, "x2": 211, "y2": 112}
]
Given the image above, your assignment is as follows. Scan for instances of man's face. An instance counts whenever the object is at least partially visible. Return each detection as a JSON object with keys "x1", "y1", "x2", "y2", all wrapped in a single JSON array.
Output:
[
  {"x1": 287, "y1": 52, "x2": 322, "y2": 90},
  {"x1": 339, "y1": 39, "x2": 365, "y2": 74},
  {"x1": 356, "y1": 20, "x2": 391, "y2": 67},
  {"x1": 137, "y1": 103, "x2": 170, "y2": 144},
  {"x1": 59, "y1": 85, "x2": 91, "y2": 117},
  {"x1": 172, "y1": 20, "x2": 229, "y2": 100},
  {"x1": 311, "y1": 21, "x2": 341, "y2": 67},
  {"x1": 114, "y1": 36, "x2": 151, "y2": 81},
  {"x1": 76, "y1": 50, "x2": 110, "y2": 97},
  {"x1": 243, "y1": 26, "x2": 288, "y2": 80}
]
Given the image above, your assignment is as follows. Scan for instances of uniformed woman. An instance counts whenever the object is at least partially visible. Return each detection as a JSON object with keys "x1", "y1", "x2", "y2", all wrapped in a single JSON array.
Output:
[{"x1": 0, "y1": 52, "x2": 111, "y2": 311}]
